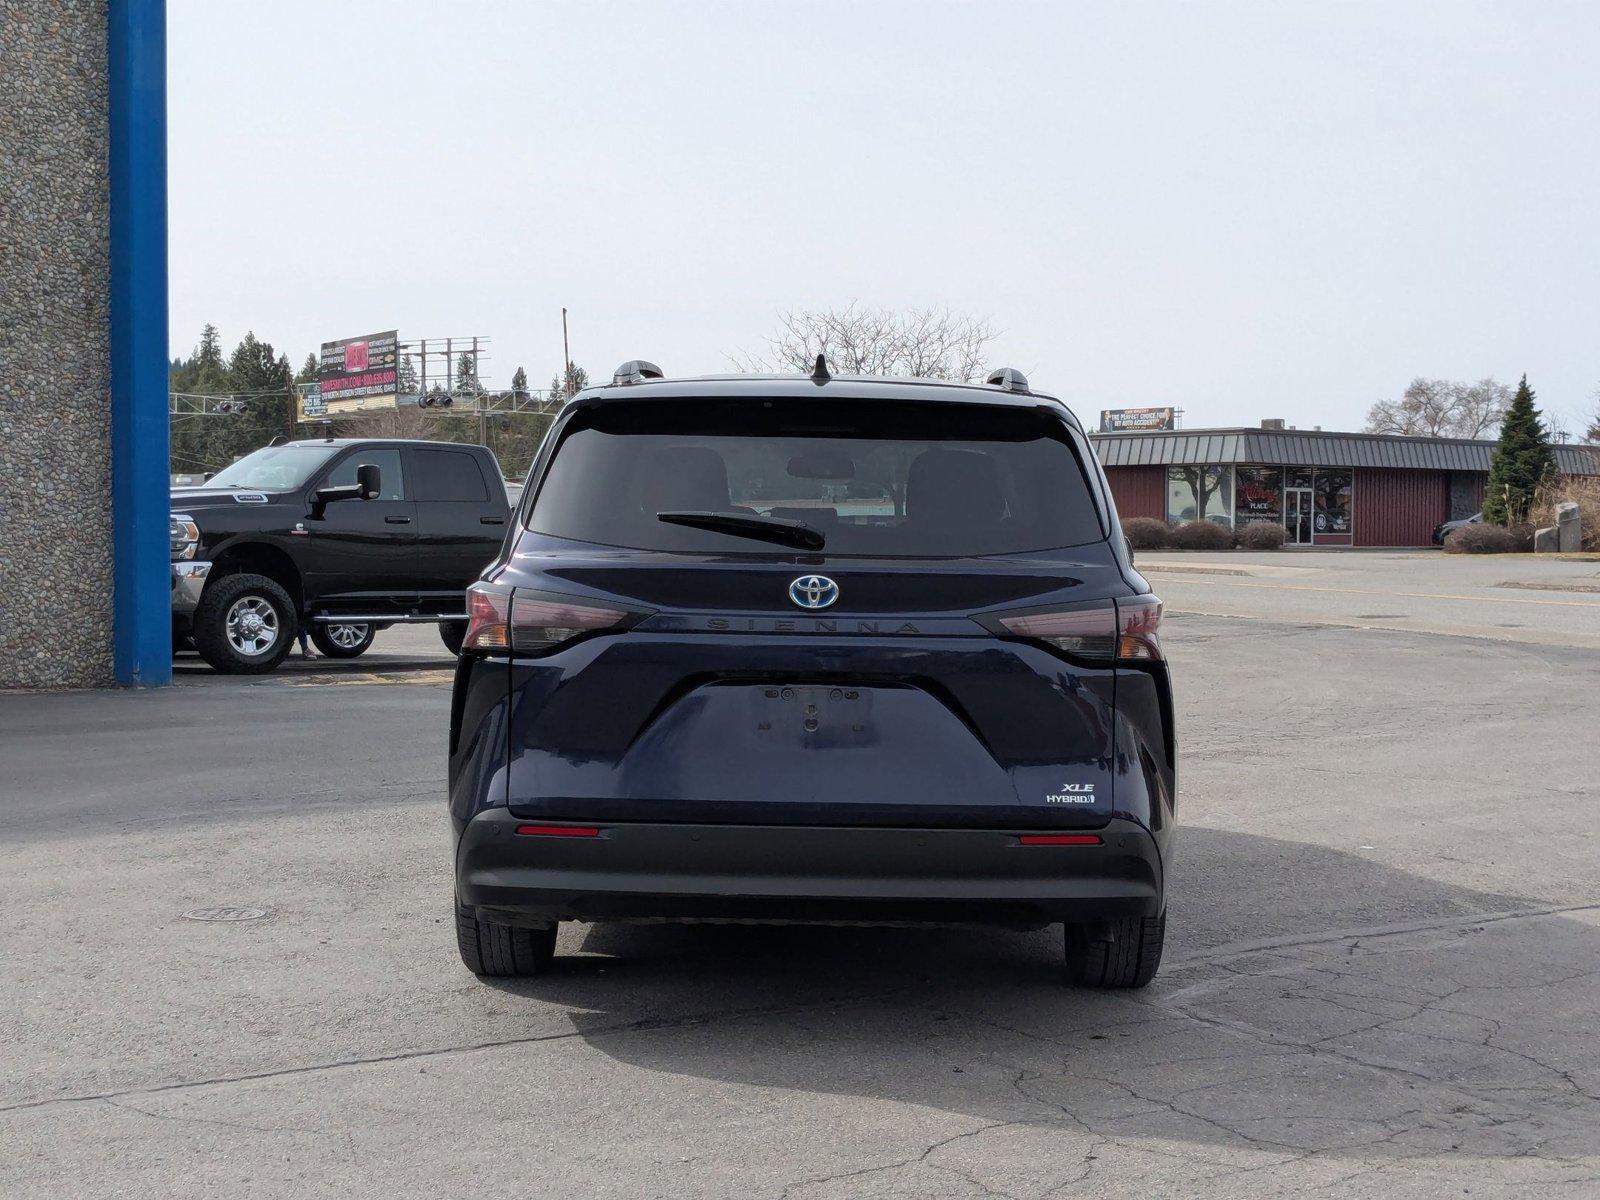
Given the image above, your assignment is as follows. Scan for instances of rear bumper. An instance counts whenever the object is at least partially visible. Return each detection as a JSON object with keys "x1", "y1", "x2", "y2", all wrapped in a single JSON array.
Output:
[{"x1": 455, "y1": 809, "x2": 1163, "y2": 929}]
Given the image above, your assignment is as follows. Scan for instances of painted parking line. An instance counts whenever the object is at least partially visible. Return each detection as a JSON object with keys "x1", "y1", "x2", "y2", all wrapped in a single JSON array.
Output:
[
  {"x1": 1141, "y1": 574, "x2": 1600, "y2": 609},
  {"x1": 276, "y1": 669, "x2": 456, "y2": 687}
]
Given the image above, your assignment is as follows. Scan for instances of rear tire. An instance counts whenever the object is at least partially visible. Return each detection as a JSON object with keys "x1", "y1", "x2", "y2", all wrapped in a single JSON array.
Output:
[
  {"x1": 439, "y1": 620, "x2": 468, "y2": 656},
  {"x1": 1064, "y1": 912, "x2": 1165, "y2": 988},
  {"x1": 310, "y1": 622, "x2": 375, "y2": 658},
  {"x1": 455, "y1": 900, "x2": 557, "y2": 977},
  {"x1": 192, "y1": 573, "x2": 296, "y2": 675}
]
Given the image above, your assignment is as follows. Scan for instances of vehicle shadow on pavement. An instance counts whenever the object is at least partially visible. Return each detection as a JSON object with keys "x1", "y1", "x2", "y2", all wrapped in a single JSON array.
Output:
[{"x1": 483, "y1": 827, "x2": 1600, "y2": 1192}]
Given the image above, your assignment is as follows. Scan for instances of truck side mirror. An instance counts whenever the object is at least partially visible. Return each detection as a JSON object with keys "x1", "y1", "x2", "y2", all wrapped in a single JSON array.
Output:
[{"x1": 311, "y1": 462, "x2": 382, "y2": 518}]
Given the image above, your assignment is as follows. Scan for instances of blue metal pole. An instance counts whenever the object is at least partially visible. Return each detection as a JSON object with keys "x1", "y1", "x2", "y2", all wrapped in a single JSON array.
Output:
[{"x1": 108, "y1": 0, "x2": 171, "y2": 686}]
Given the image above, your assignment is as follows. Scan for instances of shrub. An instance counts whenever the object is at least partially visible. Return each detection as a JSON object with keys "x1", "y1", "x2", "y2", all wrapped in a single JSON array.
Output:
[
  {"x1": 1443, "y1": 523, "x2": 1532, "y2": 554},
  {"x1": 1529, "y1": 476, "x2": 1600, "y2": 551},
  {"x1": 1121, "y1": 517, "x2": 1170, "y2": 550},
  {"x1": 1236, "y1": 520, "x2": 1287, "y2": 550},
  {"x1": 1167, "y1": 519, "x2": 1235, "y2": 550}
]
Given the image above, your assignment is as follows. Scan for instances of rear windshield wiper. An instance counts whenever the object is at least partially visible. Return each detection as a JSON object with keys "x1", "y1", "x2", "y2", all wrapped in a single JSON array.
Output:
[{"x1": 657, "y1": 510, "x2": 825, "y2": 551}]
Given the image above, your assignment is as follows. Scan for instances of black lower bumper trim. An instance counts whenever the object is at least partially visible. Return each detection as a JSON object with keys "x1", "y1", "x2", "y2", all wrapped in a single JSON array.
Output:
[{"x1": 456, "y1": 811, "x2": 1163, "y2": 929}]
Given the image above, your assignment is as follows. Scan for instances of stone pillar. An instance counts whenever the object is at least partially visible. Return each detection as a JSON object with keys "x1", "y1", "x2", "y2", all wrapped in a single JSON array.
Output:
[
  {"x1": 1556, "y1": 501, "x2": 1581, "y2": 553},
  {"x1": 0, "y1": 0, "x2": 116, "y2": 687}
]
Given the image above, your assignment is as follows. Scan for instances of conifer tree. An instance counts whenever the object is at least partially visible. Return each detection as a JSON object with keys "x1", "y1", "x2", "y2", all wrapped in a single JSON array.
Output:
[{"x1": 1482, "y1": 375, "x2": 1557, "y2": 525}]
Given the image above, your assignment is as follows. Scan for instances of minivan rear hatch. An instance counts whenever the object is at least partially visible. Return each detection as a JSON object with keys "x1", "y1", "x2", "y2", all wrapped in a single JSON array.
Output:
[{"x1": 498, "y1": 393, "x2": 1128, "y2": 829}]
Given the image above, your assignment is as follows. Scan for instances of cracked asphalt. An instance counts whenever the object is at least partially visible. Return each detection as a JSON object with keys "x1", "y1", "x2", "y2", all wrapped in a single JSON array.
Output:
[{"x1": 2, "y1": 559, "x2": 1598, "y2": 1198}]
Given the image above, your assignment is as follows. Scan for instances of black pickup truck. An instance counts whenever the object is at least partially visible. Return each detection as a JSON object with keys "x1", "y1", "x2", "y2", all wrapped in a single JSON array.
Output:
[{"x1": 170, "y1": 437, "x2": 510, "y2": 673}]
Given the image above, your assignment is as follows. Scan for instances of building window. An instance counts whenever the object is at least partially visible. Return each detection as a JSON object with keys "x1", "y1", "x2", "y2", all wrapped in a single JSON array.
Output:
[
  {"x1": 1166, "y1": 466, "x2": 1234, "y2": 526},
  {"x1": 1235, "y1": 467, "x2": 1284, "y2": 528},
  {"x1": 1314, "y1": 468, "x2": 1353, "y2": 534}
]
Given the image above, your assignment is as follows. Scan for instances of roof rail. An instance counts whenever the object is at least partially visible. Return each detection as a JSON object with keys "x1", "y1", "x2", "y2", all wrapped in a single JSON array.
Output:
[
  {"x1": 986, "y1": 367, "x2": 1030, "y2": 394},
  {"x1": 613, "y1": 360, "x2": 664, "y2": 386}
]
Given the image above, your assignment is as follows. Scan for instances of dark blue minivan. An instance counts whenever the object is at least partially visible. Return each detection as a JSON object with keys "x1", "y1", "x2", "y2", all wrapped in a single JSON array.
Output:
[{"x1": 448, "y1": 364, "x2": 1175, "y2": 987}]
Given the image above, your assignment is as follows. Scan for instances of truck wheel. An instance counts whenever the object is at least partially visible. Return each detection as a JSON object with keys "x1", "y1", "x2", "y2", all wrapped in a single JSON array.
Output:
[
  {"x1": 455, "y1": 900, "x2": 557, "y2": 977},
  {"x1": 310, "y1": 622, "x2": 375, "y2": 658},
  {"x1": 1064, "y1": 912, "x2": 1165, "y2": 988},
  {"x1": 192, "y1": 573, "x2": 296, "y2": 675},
  {"x1": 439, "y1": 620, "x2": 468, "y2": 655}
]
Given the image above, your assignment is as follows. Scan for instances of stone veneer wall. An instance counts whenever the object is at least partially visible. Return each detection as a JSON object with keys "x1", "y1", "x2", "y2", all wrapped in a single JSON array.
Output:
[{"x1": 0, "y1": 0, "x2": 115, "y2": 687}]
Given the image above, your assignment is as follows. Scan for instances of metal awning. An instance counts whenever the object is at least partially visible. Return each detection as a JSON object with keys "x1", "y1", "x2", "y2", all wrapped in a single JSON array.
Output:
[{"x1": 1089, "y1": 428, "x2": 1600, "y2": 475}]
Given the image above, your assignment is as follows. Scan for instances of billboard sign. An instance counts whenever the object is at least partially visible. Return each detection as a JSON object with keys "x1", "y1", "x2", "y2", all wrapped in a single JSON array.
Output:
[
  {"x1": 1099, "y1": 406, "x2": 1176, "y2": 433},
  {"x1": 298, "y1": 382, "x2": 326, "y2": 419},
  {"x1": 319, "y1": 330, "x2": 398, "y2": 411}
]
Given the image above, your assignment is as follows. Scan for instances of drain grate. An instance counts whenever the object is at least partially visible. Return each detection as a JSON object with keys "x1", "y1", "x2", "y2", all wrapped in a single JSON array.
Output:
[{"x1": 182, "y1": 905, "x2": 271, "y2": 923}]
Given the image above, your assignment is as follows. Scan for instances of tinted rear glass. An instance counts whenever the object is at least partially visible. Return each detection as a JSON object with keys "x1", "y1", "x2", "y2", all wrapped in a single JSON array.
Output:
[
  {"x1": 528, "y1": 399, "x2": 1104, "y2": 557},
  {"x1": 413, "y1": 448, "x2": 489, "y2": 502}
]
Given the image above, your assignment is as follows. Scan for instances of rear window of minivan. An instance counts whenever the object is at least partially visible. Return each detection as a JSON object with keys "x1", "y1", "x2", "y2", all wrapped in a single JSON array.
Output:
[{"x1": 528, "y1": 398, "x2": 1105, "y2": 557}]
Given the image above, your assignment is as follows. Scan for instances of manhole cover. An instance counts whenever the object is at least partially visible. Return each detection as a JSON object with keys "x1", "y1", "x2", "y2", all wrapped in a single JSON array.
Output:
[{"x1": 182, "y1": 905, "x2": 270, "y2": 923}]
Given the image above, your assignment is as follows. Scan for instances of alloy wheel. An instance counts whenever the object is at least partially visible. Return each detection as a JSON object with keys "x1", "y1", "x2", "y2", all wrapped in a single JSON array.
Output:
[
  {"x1": 325, "y1": 622, "x2": 371, "y2": 650},
  {"x1": 225, "y1": 596, "x2": 280, "y2": 657}
]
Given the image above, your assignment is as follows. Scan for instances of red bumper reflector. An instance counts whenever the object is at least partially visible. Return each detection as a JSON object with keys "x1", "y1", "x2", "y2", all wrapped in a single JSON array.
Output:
[
  {"x1": 514, "y1": 824, "x2": 601, "y2": 838},
  {"x1": 1017, "y1": 834, "x2": 1102, "y2": 846}
]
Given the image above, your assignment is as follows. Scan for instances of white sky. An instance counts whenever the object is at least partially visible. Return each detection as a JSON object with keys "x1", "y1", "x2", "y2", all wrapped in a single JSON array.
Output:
[{"x1": 169, "y1": 1, "x2": 1599, "y2": 435}]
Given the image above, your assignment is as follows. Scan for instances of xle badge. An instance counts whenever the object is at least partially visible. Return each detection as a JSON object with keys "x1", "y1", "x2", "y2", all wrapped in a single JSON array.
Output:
[{"x1": 1044, "y1": 782, "x2": 1097, "y2": 805}]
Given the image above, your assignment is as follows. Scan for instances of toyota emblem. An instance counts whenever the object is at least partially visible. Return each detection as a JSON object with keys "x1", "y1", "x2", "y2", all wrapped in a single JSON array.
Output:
[{"x1": 788, "y1": 575, "x2": 839, "y2": 610}]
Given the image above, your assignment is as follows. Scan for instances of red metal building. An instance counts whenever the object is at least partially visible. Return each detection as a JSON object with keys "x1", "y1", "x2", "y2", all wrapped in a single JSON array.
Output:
[{"x1": 1090, "y1": 427, "x2": 1598, "y2": 548}]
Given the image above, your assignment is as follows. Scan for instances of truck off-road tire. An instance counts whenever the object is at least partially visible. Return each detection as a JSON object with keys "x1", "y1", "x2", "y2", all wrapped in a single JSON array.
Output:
[
  {"x1": 310, "y1": 622, "x2": 375, "y2": 658},
  {"x1": 192, "y1": 573, "x2": 296, "y2": 675},
  {"x1": 1064, "y1": 911, "x2": 1165, "y2": 988},
  {"x1": 455, "y1": 900, "x2": 558, "y2": 977},
  {"x1": 439, "y1": 620, "x2": 468, "y2": 655}
]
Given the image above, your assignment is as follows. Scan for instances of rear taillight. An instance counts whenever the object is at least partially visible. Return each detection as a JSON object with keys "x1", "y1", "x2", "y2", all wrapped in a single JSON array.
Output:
[
  {"x1": 1114, "y1": 595, "x2": 1162, "y2": 661},
  {"x1": 462, "y1": 583, "x2": 631, "y2": 654},
  {"x1": 994, "y1": 596, "x2": 1162, "y2": 663},
  {"x1": 462, "y1": 585, "x2": 511, "y2": 651}
]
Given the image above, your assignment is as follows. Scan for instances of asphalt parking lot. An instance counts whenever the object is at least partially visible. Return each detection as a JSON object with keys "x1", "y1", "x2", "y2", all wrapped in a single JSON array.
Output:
[{"x1": 2, "y1": 552, "x2": 1598, "y2": 1198}]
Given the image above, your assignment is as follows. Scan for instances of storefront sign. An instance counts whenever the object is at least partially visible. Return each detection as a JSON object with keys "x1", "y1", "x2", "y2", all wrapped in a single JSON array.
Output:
[
  {"x1": 1315, "y1": 469, "x2": 1353, "y2": 534},
  {"x1": 1235, "y1": 466, "x2": 1283, "y2": 525}
]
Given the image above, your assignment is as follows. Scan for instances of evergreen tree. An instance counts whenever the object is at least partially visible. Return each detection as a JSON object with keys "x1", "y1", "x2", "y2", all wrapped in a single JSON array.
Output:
[
  {"x1": 396, "y1": 355, "x2": 419, "y2": 398},
  {"x1": 212, "y1": 333, "x2": 294, "y2": 465},
  {"x1": 511, "y1": 366, "x2": 529, "y2": 397},
  {"x1": 1482, "y1": 375, "x2": 1557, "y2": 525},
  {"x1": 295, "y1": 352, "x2": 319, "y2": 384},
  {"x1": 455, "y1": 351, "x2": 479, "y2": 396},
  {"x1": 1585, "y1": 390, "x2": 1600, "y2": 444},
  {"x1": 546, "y1": 362, "x2": 588, "y2": 402},
  {"x1": 169, "y1": 324, "x2": 234, "y2": 475}
]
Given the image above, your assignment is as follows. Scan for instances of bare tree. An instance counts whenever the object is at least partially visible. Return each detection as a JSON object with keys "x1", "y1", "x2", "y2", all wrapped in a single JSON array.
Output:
[
  {"x1": 737, "y1": 304, "x2": 999, "y2": 382},
  {"x1": 1586, "y1": 388, "x2": 1600, "y2": 445},
  {"x1": 1364, "y1": 377, "x2": 1511, "y2": 439},
  {"x1": 334, "y1": 404, "x2": 435, "y2": 440},
  {"x1": 1452, "y1": 378, "x2": 1515, "y2": 438}
]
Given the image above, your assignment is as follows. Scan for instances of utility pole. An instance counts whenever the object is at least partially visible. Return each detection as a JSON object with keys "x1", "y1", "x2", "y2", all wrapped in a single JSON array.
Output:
[
  {"x1": 561, "y1": 307, "x2": 571, "y2": 399},
  {"x1": 473, "y1": 335, "x2": 487, "y2": 447}
]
